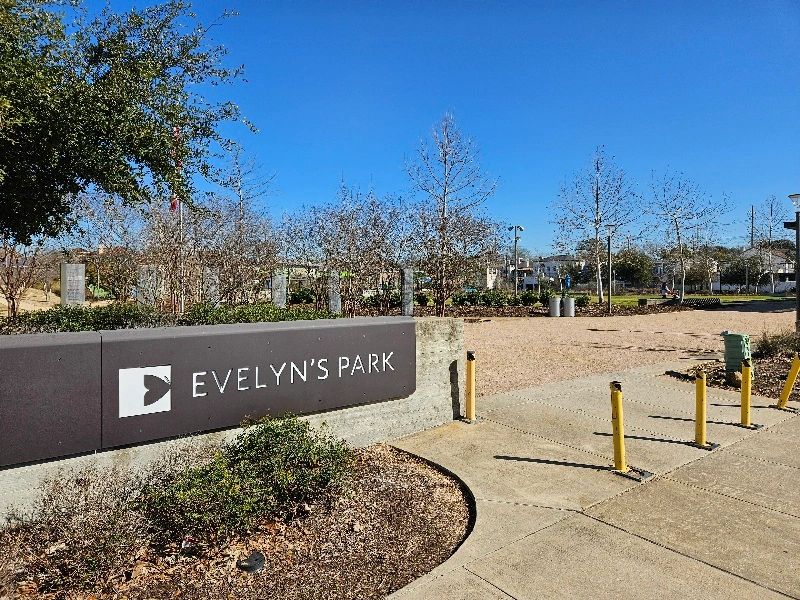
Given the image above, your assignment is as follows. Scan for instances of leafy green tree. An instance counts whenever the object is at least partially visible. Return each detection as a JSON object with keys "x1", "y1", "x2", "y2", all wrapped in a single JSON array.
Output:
[
  {"x1": 720, "y1": 256, "x2": 768, "y2": 287},
  {"x1": 614, "y1": 248, "x2": 654, "y2": 288},
  {"x1": 1, "y1": 0, "x2": 246, "y2": 243}
]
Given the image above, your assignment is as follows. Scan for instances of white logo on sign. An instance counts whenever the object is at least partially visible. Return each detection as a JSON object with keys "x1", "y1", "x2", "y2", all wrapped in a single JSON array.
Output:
[{"x1": 118, "y1": 365, "x2": 172, "y2": 418}]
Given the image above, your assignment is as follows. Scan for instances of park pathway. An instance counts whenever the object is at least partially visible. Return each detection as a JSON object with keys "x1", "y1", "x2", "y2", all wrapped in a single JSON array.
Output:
[{"x1": 390, "y1": 361, "x2": 800, "y2": 599}]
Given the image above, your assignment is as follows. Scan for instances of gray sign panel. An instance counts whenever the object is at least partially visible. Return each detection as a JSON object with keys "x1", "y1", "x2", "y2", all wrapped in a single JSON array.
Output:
[
  {"x1": 100, "y1": 318, "x2": 416, "y2": 449},
  {"x1": 0, "y1": 332, "x2": 101, "y2": 467},
  {"x1": 60, "y1": 263, "x2": 85, "y2": 305}
]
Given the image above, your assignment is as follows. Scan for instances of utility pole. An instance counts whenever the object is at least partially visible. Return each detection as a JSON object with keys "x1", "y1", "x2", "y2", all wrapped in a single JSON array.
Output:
[
  {"x1": 784, "y1": 194, "x2": 800, "y2": 332},
  {"x1": 745, "y1": 205, "x2": 754, "y2": 294}
]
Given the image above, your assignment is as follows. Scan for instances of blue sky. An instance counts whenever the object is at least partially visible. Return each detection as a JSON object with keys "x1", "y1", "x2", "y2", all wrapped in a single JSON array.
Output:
[{"x1": 104, "y1": 1, "x2": 800, "y2": 252}]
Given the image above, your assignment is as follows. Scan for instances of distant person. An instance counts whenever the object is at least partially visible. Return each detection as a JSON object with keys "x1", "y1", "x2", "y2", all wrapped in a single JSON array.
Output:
[{"x1": 660, "y1": 282, "x2": 677, "y2": 299}]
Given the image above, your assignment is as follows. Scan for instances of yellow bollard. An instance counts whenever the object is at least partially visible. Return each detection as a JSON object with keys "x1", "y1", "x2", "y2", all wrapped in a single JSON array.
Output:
[
  {"x1": 465, "y1": 350, "x2": 476, "y2": 422},
  {"x1": 740, "y1": 358, "x2": 753, "y2": 428},
  {"x1": 695, "y1": 370, "x2": 708, "y2": 447},
  {"x1": 776, "y1": 353, "x2": 800, "y2": 410},
  {"x1": 610, "y1": 381, "x2": 628, "y2": 473}
]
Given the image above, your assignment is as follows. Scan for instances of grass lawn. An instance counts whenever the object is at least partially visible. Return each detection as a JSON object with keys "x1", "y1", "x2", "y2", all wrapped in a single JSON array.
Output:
[{"x1": 582, "y1": 294, "x2": 792, "y2": 307}]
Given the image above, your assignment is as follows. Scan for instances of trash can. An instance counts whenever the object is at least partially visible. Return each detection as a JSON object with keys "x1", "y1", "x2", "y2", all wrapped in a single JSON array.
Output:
[
  {"x1": 548, "y1": 296, "x2": 561, "y2": 317},
  {"x1": 562, "y1": 296, "x2": 575, "y2": 317},
  {"x1": 721, "y1": 331, "x2": 752, "y2": 373}
]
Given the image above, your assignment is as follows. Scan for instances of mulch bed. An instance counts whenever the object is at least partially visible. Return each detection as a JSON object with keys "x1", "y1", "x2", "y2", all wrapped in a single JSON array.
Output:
[
  {"x1": 9, "y1": 446, "x2": 471, "y2": 600},
  {"x1": 673, "y1": 355, "x2": 798, "y2": 401}
]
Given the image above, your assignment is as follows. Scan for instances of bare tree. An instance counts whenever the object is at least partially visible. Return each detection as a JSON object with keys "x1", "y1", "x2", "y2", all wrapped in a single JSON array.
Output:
[
  {"x1": 648, "y1": 170, "x2": 727, "y2": 301},
  {"x1": 553, "y1": 146, "x2": 638, "y2": 304},
  {"x1": 406, "y1": 113, "x2": 498, "y2": 316},
  {"x1": 63, "y1": 193, "x2": 147, "y2": 301},
  {"x1": 0, "y1": 238, "x2": 44, "y2": 317},
  {"x1": 294, "y1": 185, "x2": 408, "y2": 317},
  {"x1": 755, "y1": 195, "x2": 789, "y2": 293}
]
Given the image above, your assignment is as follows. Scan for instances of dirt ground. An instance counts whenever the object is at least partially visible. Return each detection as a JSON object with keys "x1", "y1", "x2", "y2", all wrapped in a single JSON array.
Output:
[
  {"x1": 465, "y1": 301, "x2": 796, "y2": 397},
  {"x1": 0, "y1": 288, "x2": 60, "y2": 314}
]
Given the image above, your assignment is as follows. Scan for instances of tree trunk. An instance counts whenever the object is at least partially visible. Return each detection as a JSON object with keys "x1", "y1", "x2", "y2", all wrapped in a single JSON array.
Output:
[{"x1": 595, "y1": 257, "x2": 604, "y2": 304}]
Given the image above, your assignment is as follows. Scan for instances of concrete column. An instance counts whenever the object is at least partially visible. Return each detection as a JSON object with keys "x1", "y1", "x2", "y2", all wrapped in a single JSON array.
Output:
[
  {"x1": 136, "y1": 266, "x2": 160, "y2": 306},
  {"x1": 272, "y1": 271, "x2": 287, "y2": 308},
  {"x1": 60, "y1": 263, "x2": 86, "y2": 306},
  {"x1": 401, "y1": 267, "x2": 414, "y2": 316},
  {"x1": 202, "y1": 267, "x2": 220, "y2": 306},
  {"x1": 328, "y1": 270, "x2": 342, "y2": 315}
]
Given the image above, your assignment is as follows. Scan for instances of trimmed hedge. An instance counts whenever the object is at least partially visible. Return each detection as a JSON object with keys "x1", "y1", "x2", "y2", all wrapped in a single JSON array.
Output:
[
  {"x1": 0, "y1": 302, "x2": 336, "y2": 335},
  {"x1": 178, "y1": 302, "x2": 335, "y2": 326}
]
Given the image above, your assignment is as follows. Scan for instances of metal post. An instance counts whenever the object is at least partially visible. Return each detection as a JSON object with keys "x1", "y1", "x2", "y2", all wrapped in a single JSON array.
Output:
[
  {"x1": 695, "y1": 371, "x2": 708, "y2": 447},
  {"x1": 508, "y1": 225, "x2": 523, "y2": 296},
  {"x1": 610, "y1": 381, "x2": 628, "y2": 473},
  {"x1": 741, "y1": 358, "x2": 753, "y2": 427},
  {"x1": 607, "y1": 234, "x2": 612, "y2": 315},
  {"x1": 513, "y1": 233, "x2": 519, "y2": 296},
  {"x1": 776, "y1": 353, "x2": 800, "y2": 410},
  {"x1": 465, "y1": 351, "x2": 476, "y2": 422},
  {"x1": 795, "y1": 211, "x2": 800, "y2": 332}
]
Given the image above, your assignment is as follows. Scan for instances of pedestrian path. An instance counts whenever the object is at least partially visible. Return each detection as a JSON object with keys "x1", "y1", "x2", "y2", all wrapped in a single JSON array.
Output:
[{"x1": 390, "y1": 361, "x2": 800, "y2": 599}]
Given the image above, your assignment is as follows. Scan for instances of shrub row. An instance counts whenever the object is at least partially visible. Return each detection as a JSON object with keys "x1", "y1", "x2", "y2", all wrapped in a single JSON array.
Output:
[
  {"x1": 0, "y1": 302, "x2": 336, "y2": 334},
  {"x1": 179, "y1": 302, "x2": 335, "y2": 326}
]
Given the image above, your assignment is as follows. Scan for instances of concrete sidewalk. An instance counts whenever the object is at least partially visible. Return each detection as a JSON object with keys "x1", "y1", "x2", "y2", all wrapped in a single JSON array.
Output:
[{"x1": 390, "y1": 361, "x2": 800, "y2": 599}]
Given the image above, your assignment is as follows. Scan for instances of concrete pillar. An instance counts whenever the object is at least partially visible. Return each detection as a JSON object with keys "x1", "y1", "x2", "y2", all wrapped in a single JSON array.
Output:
[
  {"x1": 272, "y1": 271, "x2": 287, "y2": 308},
  {"x1": 136, "y1": 265, "x2": 160, "y2": 306},
  {"x1": 328, "y1": 270, "x2": 342, "y2": 315},
  {"x1": 59, "y1": 263, "x2": 86, "y2": 306},
  {"x1": 202, "y1": 267, "x2": 220, "y2": 306},
  {"x1": 401, "y1": 267, "x2": 414, "y2": 316}
]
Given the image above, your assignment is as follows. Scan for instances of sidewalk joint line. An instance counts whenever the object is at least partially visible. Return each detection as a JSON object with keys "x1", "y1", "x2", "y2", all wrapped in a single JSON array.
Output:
[
  {"x1": 474, "y1": 497, "x2": 582, "y2": 513},
  {"x1": 583, "y1": 513, "x2": 797, "y2": 599},
  {"x1": 725, "y1": 450, "x2": 800, "y2": 472},
  {"x1": 462, "y1": 565, "x2": 520, "y2": 600},
  {"x1": 481, "y1": 416, "x2": 613, "y2": 462},
  {"x1": 664, "y1": 476, "x2": 800, "y2": 521}
]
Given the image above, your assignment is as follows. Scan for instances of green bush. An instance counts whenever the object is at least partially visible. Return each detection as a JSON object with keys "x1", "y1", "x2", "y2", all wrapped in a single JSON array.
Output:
[
  {"x1": 519, "y1": 291, "x2": 538, "y2": 306},
  {"x1": 289, "y1": 287, "x2": 316, "y2": 305},
  {"x1": 360, "y1": 292, "x2": 401, "y2": 309},
  {"x1": 451, "y1": 291, "x2": 480, "y2": 306},
  {"x1": 138, "y1": 416, "x2": 354, "y2": 541},
  {"x1": 575, "y1": 294, "x2": 590, "y2": 308},
  {"x1": 0, "y1": 303, "x2": 170, "y2": 334},
  {"x1": 415, "y1": 292, "x2": 430, "y2": 306},
  {"x1": 479, "y1": 289, "x2": 509, "y2": 307},
  {"x1": 179, "y1": 302, "x2": 335, "y2": 325},
  {"x1": 539, "y1": 288, "x2": 554, "y2": 305}
]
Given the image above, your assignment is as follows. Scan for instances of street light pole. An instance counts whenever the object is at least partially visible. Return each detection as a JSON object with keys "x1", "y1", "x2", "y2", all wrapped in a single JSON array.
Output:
[
  {"x1": 784, "y1": 194, "x2": 800, "y2": 332},
  {"x1": 508, "y1": 225, "x2": 524, "y2": 296},
  {"x1": 607, "y1": 233, "x2": 612, "y2": 314}
]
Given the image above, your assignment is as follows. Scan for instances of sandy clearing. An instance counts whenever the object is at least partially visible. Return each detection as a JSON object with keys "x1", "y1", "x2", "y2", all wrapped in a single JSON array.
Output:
[{"x1": 464, "y1": 301, "x2": 795, "y2": 396}]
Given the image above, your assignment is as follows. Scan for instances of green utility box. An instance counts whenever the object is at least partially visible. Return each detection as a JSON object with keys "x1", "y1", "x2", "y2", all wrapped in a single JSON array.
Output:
[{"x1": 721, "y1": 331, "x2": 752, "y2": 373}]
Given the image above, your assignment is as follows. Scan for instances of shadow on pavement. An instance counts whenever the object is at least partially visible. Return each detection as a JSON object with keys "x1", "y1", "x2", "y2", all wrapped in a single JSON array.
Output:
[
  {"x1": 715, "y1": 300, "x2": 794, "y2": 313},
  {"x1": 494, "y1": 455, "x2": 612, "y2": 471},
  {"x1": 708, "y1": 402, "x2": 772, "y2": 409},
  {"x1": 648, "y1": 414, "x2": 741, "y2": 427},
  {"x1": 592, "y1": 431, "x2": 695, "y2": 447}
]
